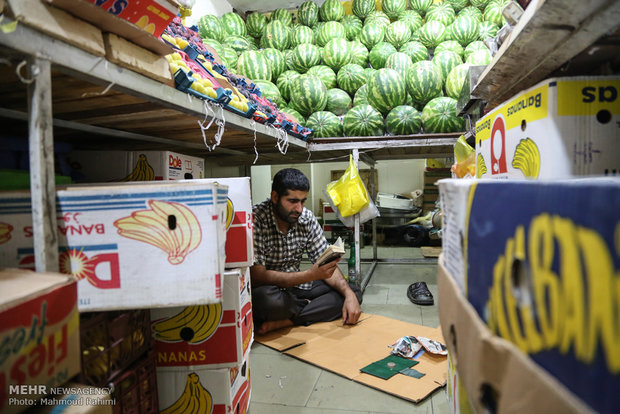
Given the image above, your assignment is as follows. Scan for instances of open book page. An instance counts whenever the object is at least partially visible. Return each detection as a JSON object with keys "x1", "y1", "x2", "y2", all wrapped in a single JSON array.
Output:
[{"x1": 316, "y1": 237, "x2": 345, "y2": 266}]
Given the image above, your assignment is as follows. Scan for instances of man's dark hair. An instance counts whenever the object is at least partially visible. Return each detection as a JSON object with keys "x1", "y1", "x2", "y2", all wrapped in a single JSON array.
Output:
[{"x1": 272, "y1": 168, "x2": 310, "y2": 196}]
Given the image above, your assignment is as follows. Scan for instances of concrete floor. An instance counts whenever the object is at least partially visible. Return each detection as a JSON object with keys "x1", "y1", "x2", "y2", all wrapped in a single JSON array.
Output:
[{"x1": 248, "y1": 246, "x2": 449, "y2": 414}]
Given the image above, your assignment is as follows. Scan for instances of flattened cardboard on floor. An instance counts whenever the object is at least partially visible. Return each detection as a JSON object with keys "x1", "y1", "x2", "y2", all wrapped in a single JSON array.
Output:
[{"x1": 256, "y1": 313, "x2": 447, "y2": 403}]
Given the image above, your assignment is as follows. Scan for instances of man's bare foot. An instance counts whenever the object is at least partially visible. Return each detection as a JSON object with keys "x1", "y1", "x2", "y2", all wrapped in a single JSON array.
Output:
[{"x1": 257, "y1": 319, "x2": 294, "y2": 335}]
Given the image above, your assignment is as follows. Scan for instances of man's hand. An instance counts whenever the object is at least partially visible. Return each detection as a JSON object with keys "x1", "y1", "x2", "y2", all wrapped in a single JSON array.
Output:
[
  {"x1": 310, "y1": 258, "x2": 341, "y2": 281},
  {"x1": 342, "y1": 291, "x2": 362, "y2": 325}
]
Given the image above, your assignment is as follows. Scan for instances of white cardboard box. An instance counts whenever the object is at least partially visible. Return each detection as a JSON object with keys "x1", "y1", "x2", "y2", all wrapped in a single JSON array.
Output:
[
  {"x1": 156, "y1": 358, "x2": 251, "y2": 414},
  {"x1": 475, "y1": 76, "x2": 620, "y2": 179},
  {"x1": 129, "y1": 151, "x2": 205, "y2": 181},
  {"x1": 0, "y1": 181, "x2": 228, "y2": 311},
  {"x1": 151, "y1": 267, "x2": 253, "y2": 369},
  {"x1": 203, "y1": 178, "x2": 254, "y2": 269}
]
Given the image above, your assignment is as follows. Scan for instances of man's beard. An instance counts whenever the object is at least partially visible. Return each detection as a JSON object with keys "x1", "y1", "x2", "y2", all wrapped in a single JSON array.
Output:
[{"x1": 275, "y1": 199, "x2": 300, "y2": 224}]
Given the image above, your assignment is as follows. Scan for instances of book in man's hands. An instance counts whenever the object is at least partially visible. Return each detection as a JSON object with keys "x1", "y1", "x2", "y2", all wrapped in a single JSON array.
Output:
[{"x1": 316, "y1": 237, "x2": 345, "y2": 266}]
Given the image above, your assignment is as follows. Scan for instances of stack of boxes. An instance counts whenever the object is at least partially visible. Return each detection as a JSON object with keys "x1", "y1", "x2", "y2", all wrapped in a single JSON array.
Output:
[
  {"x1": 438, "y1": 75, "x2": 620, "y2": 413},
  {"x1": 423, "y1": 159, "x2": 452, "y2": 214}
]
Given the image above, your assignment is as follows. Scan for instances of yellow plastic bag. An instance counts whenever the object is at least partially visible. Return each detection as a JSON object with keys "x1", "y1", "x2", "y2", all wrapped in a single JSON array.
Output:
[
  {"x1": 451, "y1": 135, "x2": 476, "y2": 178},
  {"x1": 326, "y1": 155, "x2": 369, "y2": 217}
]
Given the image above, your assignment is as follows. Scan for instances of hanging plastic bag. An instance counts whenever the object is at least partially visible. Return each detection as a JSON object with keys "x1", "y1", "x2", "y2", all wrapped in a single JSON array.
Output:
[
  {"x1": 326, "y1": 155, "x2": 370, "y2": 218},
  {"x1": 451, "y1": 135, "x2": 476, "y2": 178}
]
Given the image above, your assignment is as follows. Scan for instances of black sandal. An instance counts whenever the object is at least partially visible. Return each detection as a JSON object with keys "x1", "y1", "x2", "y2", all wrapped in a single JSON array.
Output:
[{"x1": 407, "y1": 282, "x2": 434, "y2": 306}]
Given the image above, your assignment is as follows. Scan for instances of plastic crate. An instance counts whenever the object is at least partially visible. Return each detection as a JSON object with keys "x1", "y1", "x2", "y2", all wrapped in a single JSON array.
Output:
[
  {"x1": 173, "y1": 69, "x2": 231, "y2": 104},
  {"x1": 110, "y1": 350, "x2": 159, "y2": 414},
  {"x1": 79, "y1": 309, "x2": 151, "y2": 387}
]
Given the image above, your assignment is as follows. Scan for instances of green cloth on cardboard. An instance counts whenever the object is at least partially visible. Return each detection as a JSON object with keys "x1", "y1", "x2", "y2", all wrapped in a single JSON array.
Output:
[
  {"x1": 399, "y1": 367, "x2": 426, "y2": 378},
  {"x1": 360, "y1": 355, "x2": 419, "y2": 380}
]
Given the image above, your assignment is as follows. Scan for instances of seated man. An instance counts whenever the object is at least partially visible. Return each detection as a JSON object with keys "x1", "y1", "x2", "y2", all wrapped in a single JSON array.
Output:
[{"x1": 251, "y1": 168, "x2": 363, "y2": 335}]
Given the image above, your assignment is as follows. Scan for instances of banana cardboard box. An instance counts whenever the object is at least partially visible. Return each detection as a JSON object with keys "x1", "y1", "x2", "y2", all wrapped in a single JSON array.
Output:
[
  {"x1": 203, "y1": 178, "x2": 254, "y2": 269},
  {"x1": 0, "y1": 269, "x2": 80, "y2": 414},
  {"x1": 0, "y1": 181, "x2": 228, "y2": 311},
  {"x1": 475, "y1": 76, "x2": 619, "y2": 179},
  {"x1": 439, "y1": 177, "x2": 620, "y2": 413},
  {"x1": 151, "y1": 267, "x2": 253, "y2": 369},
  {"x1": 156, "y1": 357, "x2": 250, "y2": 414}
]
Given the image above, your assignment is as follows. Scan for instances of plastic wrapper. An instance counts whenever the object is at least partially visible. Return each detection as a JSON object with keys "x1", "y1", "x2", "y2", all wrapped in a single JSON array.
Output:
[{"x1": 389, "y1": 336, "x2": 448, "y2": 358}]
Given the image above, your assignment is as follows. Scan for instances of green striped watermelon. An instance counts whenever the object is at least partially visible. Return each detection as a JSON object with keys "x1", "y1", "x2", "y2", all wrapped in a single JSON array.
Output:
[
  {"x1": 353, "y1": 84, "x2": 370, "y2": 106},
  {"x1": 386, "y1": 105, "x2": 422, "y2": 135},
  {"x1": 459, "y1": 6, "x2": 484, "y2": 21},
  {"x1": 291, "y1": 25, "x2": 315, "y2": 47},
  {"x1": 246, "y1": 12, "x2": 267, "y2": 38},
  {"x1": 466, "y1": 49, "x2": 492, "y2": 65},
  {"x1": 369, "y1": 42, "x2": 397, "y2": 69},
  {"x1": 445, "y1": 0, "x2": 469, "y2": 12},
  {"x1": 221, "y1": 12, "x2": 246, "y2": 37},
  {"x1": 419, "y1": 21, "x2": 447, "y2": 49},
  {"x1": 484, "y1": 2, "x2": 506, "y2": 27},
  {"x1": 471, "y1": 0, "x2": 491, "y2": 10},
  {"x1": 322, "y1": 38, "x2": 352, "y2": 71},
  {"x1": 409, "y1": 29, "x2": 421, "y2": 42},
  {"x1": 225, "y1": 35, "x2": 253, "y2": 54},
  {"x1": 271, "y1": 9, "x2": 293, "y2": 26},
  {"x1": 326, "y1": 89, "x2": 353, "y2": 116},
  {"x1": 319, "y1": 0, "x2": 345, "y2": 22},
  {"x1": 307, "y1": 65, "x2": 337, "y2": 89},
  {"x1": 364, "y1": 67, "x2": 377, "y2": 82},
  {"x1": 410, "y1": 0, "x2": 434, "y2": 17},
  {"x1": 237, "y1": 50, "x2": 272, "y2": 81},
  {"x1": 221, "y1": 47, "x2": 238, "y2": 70},
  {"x1": 290, "y1": 43, "x2": 321, "y2": 73},
  {"x1": 337, "y1": 63, "x2": 366, "y2": 95},
  {"x1": 260, "y1": 20, "x2": 290, "y2": 50},
  {"x1": 245, "y1": 35, "x2": 259, "y2": 49},
  {"x1": 398, "y1": 10, "x2": 423, "y2": 33},
  {"x1": 254, "y1": 80, "x2": 284, "y2": 106},
  {"x1": 342, "y1": 15, "x2": 363, "y2": 40},
  {"x1": 262, "y1": 48, "x2": 287, "y2": 81},
  {"x1": 464, "y1": 41, "x2": 488, "y2": 59},
  {"x1": 307, "y1": 111, "x2": 343, "y2": 137},
  {"x1": 276, "y1": 70, "x2": 300, "y2": 102},
  {"x1": 422, "y1": 97, "x2": 464, "y2": 132},
  {"x1": 432, "y1": 50, "x2": 463, "y2": 84},
  {"x1": 382, "y1": 0, "x2": 406, "y2": 20},
  {"x1": 284, "y1": 49, "x2": 295, "y2": 71},
  {"x1": 406, "y1": 60, "x2": 443, "y2": 106},
  {"x1": 478, "y1": 21, "x2": 499, "y2": 40},
  {"x1": 290, "y1": 75, "x2": 328, "y2": 116},
  {"x1": 435, "y1": 40, "x2": 464, "y2": 57},
  {"x1": 445, "y1": 63, "x2": 471, "y2": 99},
  {"x1": 399, "y1": 41, "x2": 428, "y2": 63},
  {"x1": 385, "y1": 21, "x2": 411, "y2": 49},
  {"x1": 202, "y1": 38, "x2": 226, "y2": 61},
  {"x1": 298, "y1": 1, "x2": 319, "y2": 27},
  {"x1": 359, "y1": 23, "x2": 385, "y2": 49},
  {"x1": 365, "y1": 11, "x2": 390, "y2": 28},
  {"x1": 385, "y1": 52, "x2": 413, "y2": 81},
  {"x1": 352, "y1": 0, "x2": 376, "y2": 19},
  {"x1": 451, "y1": 16, "x2": 480, "y2": 46},
  {"x1": 367, "y1": 68, "x2": 407, "y2": 114},
  {"x1": 316, "y1": 21, "x2": 346, "y2": 47},
  {"x1": 280, "y1": 106, "x2": 306, "y2": 125},
  {"x1": 426, "y1": 4, "x2": 456, "y2": 26},
  {"x1": 349, "y1": 40, "x2": 369, "y2": 67},
  {"x1": 198, "y1": 15, "x2": 224, "y2": 41},
  {"x1": 343, "y1": 104, "x2": 385, "y2": 136}
]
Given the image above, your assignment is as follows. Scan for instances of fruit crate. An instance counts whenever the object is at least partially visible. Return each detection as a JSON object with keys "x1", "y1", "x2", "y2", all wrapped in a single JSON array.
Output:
[
  {"x1": 173, "y1": 68, "x2": 231, "y2": 104},
  {"x1": 79, "y1": 309, "x2": 151, "y2": 388},
  {"x1": 110, "y1": 350, "x2": 159, "y2": 414}
]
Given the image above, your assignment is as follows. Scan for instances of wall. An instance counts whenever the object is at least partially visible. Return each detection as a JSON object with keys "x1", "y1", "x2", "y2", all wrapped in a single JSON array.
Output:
[{"x1": 187, "y1": 0, "x2": 232, "y2": 24}]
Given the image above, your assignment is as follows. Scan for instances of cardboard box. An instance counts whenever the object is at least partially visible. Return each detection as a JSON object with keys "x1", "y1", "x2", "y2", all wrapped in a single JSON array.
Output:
[
  {"x1": 0, "y1": 270, "x2": 80, "y2": 414},
  {"x1": 130, "y1": 151, "x2": 205, "y2": 181},
  {"x1": 203, "y1": 178, "x2": 253, "y2": 269},
  {"x1": 103, "y1": 33, "x2": 172, "y2": 84},
  {"x1": 88, "y1": 0, "x2": 178, "y2": 38},
  {"x1": 156, "y1": 358, "x2": 251, "y2": 414},
  {"x1": 30, "y1": 383, "x2": 113, "y2": 413},
  {"x1": 446, "y1": 353, "x2": 475, "y2": 414},
  {"x1": 151, "y1": 267, "x2": 253, "y2": 369},
  {"x1": 438, "y1": 178, "x2": 620, "y2": 413},
  {"x1": 475, "y1": 76, "x2": 620, "y2": 179},
  {"x1": 438, "y1": 257, "x2": 593, "y2": 413},
  {"x1": 0, "y1": 181, "x2": 228, "y2": 311}
]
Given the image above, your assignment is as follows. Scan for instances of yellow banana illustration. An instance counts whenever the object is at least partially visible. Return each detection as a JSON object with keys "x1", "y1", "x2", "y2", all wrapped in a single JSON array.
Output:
[
  {"x1": 512, "y1": 137, "x2": 540, "y2": 178},
  {"x1": 161, "y1": 372, "x2": 213, "y2": 414},
  {"x1": 152, "y1": 304, "x2": 222, "y2": 344},
  {"x1": 476, "y1": 153, "x2": 487, "y2": 178},
  {"x1": 225, "y1": 198, "x2": 234, "y2": 230},
  {"x1": 0, "y1": 222, "x2": 14, "y2": 244},
  {"x1": 121, "y1": 154, "x2": 154, "y2": 182},
  {"x1": 113, "y1": 200, "x2": 202, "y2": 265}
]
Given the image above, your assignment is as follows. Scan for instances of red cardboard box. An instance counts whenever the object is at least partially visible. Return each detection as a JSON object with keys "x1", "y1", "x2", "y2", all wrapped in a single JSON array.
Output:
[
  {"x1": 0, "y1": 270, "x2": 80, "y2": 414},
  {"x1": 89, "y1": 0, "x2": 178, "y2": 37}
]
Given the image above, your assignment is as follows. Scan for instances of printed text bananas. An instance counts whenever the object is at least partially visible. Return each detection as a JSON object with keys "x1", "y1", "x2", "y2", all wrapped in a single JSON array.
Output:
[
  {"x1": 512, "y1": 138, "x2": 540, "y2": 178},
  {"x1": 161, "y1": 372, "x2": 213, "y2": 414},
  {"x1": 152, "y1": 304, "x2": 222, "y2": 344},
  {"x1": 121, "y1": 154, "x2": 154, "y2": 181}
]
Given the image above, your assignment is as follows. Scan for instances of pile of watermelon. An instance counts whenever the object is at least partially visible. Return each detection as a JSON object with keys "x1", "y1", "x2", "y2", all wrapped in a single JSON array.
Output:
[{"x1": 195, "y1": 0, "x2": 505, "y2": 138}]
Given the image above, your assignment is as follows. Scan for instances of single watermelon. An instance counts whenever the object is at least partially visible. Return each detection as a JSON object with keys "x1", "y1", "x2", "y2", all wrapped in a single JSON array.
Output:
[
  {"x1": 385, "y1": 52, "x2": 413, "y2": 81},
  {"x1": 322, "y1": 38, "x2": 352, "y2": 71},
  {"x1": 254, "y1": 80, "x2": 284, "y2": 107},
  {"x1": 307, "y1": 65, "x2": 337, "y2": 89},
  {"x1": 471, "y1": 0, "x2": 491, "y2": 10},
  {"x1": 290, "y1": 75, "x2": 328, "y2": 116},
  {"x1": 367, "y1": 68, "x2": 407, "y2": 114},
  {"x1": 464, "y1": 41, "x2": 488, "y2": 59},
  {"x1": 359, "y1": 23, "x2": 385, "y2": 49},
  {"x1": 353, "y1": 84, "x2": 370, "y2": 106},
  {"x1": 349, "y1": 40, "x2": 369, "y2": 67},
  {"x1": 352, "y1": 0, "x2": 376, "y2": 19},
  {"x1": 483, "y1": 2, "x2": 506, "y2": 27},
  {"x1": 398, "y1": 10, "x2": 423, "y2": 33},
  {"x1": 246, "y1": 12, "x2": 267, "y2": 38},
  {"x1": 261, "y1": 20, "x2": 290, "y2": 50},
  {"x1": 459, "y1": 6, "x2": 484, "y2": 21},
  {"x1": 237, "y1": 50, "x2": 272, "y2": 81},
  {"x1": 445, "y1": 0, "x2": 469, "y2": 12},
  {"x1": 298, "y1": 1, "x2": 319, "y2": 27},
  {"x1": 262, "y1": 48, "x2": 287, "y2": 81},
  {"x1": 410, "y1": 0, "x2": 434, "y2": 17},
  {"x1": 320, "y1": 0, "x2": 345, "y2": 22},
  {"x1": 342, "y1": 15, "x2": 363, "y2": 41},
  {"x1": 276, "y1": 70, "x2": 301, "y2": 102},
  {"x1": 326, "y1": 89, "x2": 353, "y2": 116},
  {"x1": 422, "y1": 97, "x2": 464, "y2": 132},
  {"x1": 225, "y1": 35, "x2": 253, "y2": 54},
  {"x1": 307, "y1": 111, "x2": 343, "y2": 137},
  {"x1": 198, "y1": 15, "x2": 224, "y2": 41},
  {"x1": 290, "y1": 43, "x2": 321, "y2": 73},
  {"x1": 291, "y1": 25, "x2": 315, "y2": 47},
  {"x1": 369, "y1": 42, "x2": 397, "y2": 69},
  {"x1": 418, "y1": 21, "x2": 447, "y2": 49},
  {"x1": 385, "y1": 21, "x2": 412, "y2": 49},
  {"x1": 406, "y1": 60, "x2": 443, "y2": 107},
  {"x1": 435, "y1": 40, "x2": 464, "y2": 58},
  {"x1": 426, "y1": 3, "x2": 456, "y2": 26},
  {"x1": 316, "y1": 21, "x2": 346, "y2": 47},
  {"x1": 337, "y1": 63, "x2": 366, "y2": 95},
  {"x1": 365, "y1": 11, "x2": 390, "y2": 28},
  {"x1": 432, "y1": 50, "x2": 463, "y2": 84},
  {"x1": 280, "y1": 106, "x2": 306, "y2": 125},
  {"x1": 466, "y1": 49, "x2": 492, "y2": 65},
  {"x1": 451, "y1": 16, "x2": 480, "y2": 46},
  {"x1": 400, "y1": 41, "x2": 429, "y2": 63},
  {"x1": 445, "y1": 63, "x2": 471, "y2": 99},
  {"x1": 386, "y1": 105, "x2": 422, "y2": 135},
  {"x1": 478, "y1": 21, "x2": 499, "y2": 40},
  {"x1": 221, "y1": 47, "x2": 238, "y2": 70},
  {"x1": 221, "y1": 12, "x2": 246, "y2": 37},
  {"x1": 270, "y1": 9, "x2": 293, "y2": 26},
  {"x1": 343, "y1": 104, "x2": 385, "y2": 136},
  {"x1": 382, "y1": 0, "x2": 407, "y2": 20}
]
